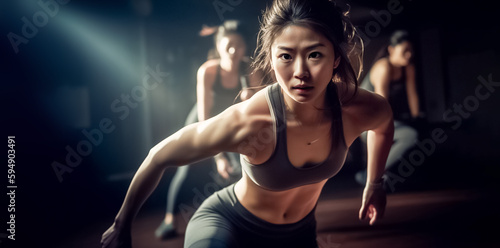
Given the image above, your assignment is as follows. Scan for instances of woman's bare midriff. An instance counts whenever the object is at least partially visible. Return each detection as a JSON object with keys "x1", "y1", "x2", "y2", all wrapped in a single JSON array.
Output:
[{"x1": 234, "y1": 173, "x2": 327, "y2": 224}]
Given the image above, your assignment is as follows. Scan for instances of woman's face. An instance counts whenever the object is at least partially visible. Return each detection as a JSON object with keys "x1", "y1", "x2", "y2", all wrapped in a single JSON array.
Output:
[
  {"x1": 389, "y1": 41, "x2": 412, "y2": 66},
  {"x1": 217, "y1": 34, "x2": 246, "y2": 61},
  {"x1": 271, "y1": 25, "x2": 338, "y2": 104}
]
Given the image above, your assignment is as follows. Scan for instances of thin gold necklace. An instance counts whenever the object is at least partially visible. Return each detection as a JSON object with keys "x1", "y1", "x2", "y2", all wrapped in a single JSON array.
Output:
[
  {"x1": 285, "y1": 102, "x2": 326, "y2": 145},
  {"x1": 301, "y1": 113, "x2": 324, "y2": 145}
]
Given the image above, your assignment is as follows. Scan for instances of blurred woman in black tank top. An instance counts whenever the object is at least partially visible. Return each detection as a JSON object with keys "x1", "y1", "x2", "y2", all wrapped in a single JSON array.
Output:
[
  {"x1": 154, "y1": 20, "x2": 262, "y2": 240},
  {"x1": 357, "y1": 30, "x2": 421, "y2": 184}
]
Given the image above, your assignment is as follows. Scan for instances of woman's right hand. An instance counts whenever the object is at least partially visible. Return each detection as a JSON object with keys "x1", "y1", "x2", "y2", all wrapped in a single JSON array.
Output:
[
  {"x1": 101, "y1": 223, "x2": 132, "y2": 248},
  {"x1": 359, "y1": 184, "x2": 386, "y2": 226}
]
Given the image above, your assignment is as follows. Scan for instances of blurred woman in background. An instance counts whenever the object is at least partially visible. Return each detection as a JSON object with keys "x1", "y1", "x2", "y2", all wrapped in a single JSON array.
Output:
[
  {"x1": 357, "y1": 30, "x2": 420, "y2": 185},
  {"x1": 155, "y1": 19, "x2": 262, "y2": 240}
]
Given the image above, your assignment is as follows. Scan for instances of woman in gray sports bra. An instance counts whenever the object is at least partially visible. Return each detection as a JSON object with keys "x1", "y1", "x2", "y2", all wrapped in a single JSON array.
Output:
[{"x1": 101, "y1": 1, "x2": 394, "y2": 247}]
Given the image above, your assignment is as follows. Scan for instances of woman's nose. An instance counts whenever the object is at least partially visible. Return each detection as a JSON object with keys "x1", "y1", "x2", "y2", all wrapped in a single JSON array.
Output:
[{"x1": 293, "y1": 58, "x2": 310, "y2": 79}]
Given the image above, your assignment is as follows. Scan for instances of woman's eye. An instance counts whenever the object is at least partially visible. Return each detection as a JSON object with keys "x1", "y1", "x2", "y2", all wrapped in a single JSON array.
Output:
[
  {"x1": 309, "y1": 52, "x2": 322, "y2": 59},
  {"x1": 280, "y1": 54, "x2": 292, "y2": 61}
]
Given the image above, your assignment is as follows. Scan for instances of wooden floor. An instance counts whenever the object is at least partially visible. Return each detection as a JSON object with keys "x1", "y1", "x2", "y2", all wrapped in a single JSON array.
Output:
[{"x1": 57, "y1": 188, "x2": 498, "y2": 248}]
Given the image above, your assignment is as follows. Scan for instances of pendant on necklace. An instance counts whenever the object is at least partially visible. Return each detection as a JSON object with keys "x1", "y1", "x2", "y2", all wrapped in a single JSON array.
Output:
[{"x1": 307, "y1": 138, "x2": 320, "y2": 145}]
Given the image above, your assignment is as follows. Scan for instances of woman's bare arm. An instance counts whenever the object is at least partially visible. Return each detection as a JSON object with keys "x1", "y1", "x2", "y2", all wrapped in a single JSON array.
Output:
[
  {"x1": 342, "y1": 87, "x2": 393, "y2": 226},
  {"x1": 361, "y1": 92, "x2": 393, "y2": 225},
  {"x1": 197, "y1": 60, "x2": 218, "y2": 121},
  {"x1": 120, "y1": 105, "x2": 248, "y2": 225},
  {"x1": 364, "y1": 94, "x2": 394, "y2": 184},
  {"x1": 101, "y1": 86, "x2": 273, "y2": 248},
  {"x1": 370, "y1": 59, "x2": 391, "y2": 99},
  {"x1": 405, "y1": 64, "x2": 419, "y2": 118},
  {"x1": 348, "y1": 89, "x2": 394, "y2": 184}
]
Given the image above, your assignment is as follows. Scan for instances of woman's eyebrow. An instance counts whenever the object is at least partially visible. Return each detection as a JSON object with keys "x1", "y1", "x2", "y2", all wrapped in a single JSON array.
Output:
[
  {"x1": 276, "y1": 46, "x2": 294, "y2": 52},
  {"x1": 276, "y1": 43, "x2": 326, "y2": 52}
]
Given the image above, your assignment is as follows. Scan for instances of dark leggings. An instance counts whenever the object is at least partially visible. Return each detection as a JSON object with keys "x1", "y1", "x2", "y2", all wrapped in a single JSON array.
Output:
[
  {"x1": 166, "y1": 104, "x2": 241, "y2": 217},
  {"x1": 184, "y1": 184, "x2": 319, "y2": 248}
]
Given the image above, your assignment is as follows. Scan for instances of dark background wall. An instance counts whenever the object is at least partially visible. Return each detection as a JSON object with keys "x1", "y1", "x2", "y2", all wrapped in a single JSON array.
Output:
[{"x1": 1, "y1": 0, "x2": 499, "y2": 247}]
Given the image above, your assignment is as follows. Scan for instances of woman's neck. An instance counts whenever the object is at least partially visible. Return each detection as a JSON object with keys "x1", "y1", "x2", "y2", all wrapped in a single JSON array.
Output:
[{"x1": 282, "y1": 90, "x2": 329, "y2": 126}]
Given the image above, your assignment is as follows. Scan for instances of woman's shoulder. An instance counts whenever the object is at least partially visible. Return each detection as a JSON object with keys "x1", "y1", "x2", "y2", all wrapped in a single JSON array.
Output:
[
  {"x1": 238, "y1": 85, "x2": 272, "y2": 117},
  {"x1": 372, "y1": 57, "x2": 390, "y2": 68},
  {"x1": 353, "y1": 87, "x2": 389, "y2": 110},
  {"x1": 370, "y1": 58, "x2": 391, "y2": 74},
  {"x1": 231, "y1": 84, "x2": 274, "y2": 129},
  {"x1": 198, "y1": 59, "x2": 220, "y2": 75},
  {"x1": 195, "y1": 85, "x2": 273, "y2": 155},
  {"x1": 337, "y1": 83, "x2": 391, "y2": 125},
  {"x1": 197, "y1": 60, "x2": 220, "y2": 87}
]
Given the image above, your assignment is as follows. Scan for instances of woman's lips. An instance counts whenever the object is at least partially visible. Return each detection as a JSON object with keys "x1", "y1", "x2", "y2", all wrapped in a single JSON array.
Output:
[{"x1": 292, "y1": 85, "x2": 313, "y2": 93}]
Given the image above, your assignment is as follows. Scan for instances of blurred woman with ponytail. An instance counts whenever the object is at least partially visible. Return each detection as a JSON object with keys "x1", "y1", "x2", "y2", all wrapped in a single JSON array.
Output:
[
  {"x1": 154, "y1": 19, "x2": 262, "y2": 240},
  {"x1": 356, "y1": 30, "x2": 420, "y2": 185}
]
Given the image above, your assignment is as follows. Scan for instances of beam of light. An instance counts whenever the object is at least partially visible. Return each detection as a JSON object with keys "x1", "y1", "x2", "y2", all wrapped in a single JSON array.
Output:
[
  {"x1": 51, "y1": 7, "x2": 159, "y2": 169},
  {"x1": 53, "y1": 9, "x2": 141, "y2": 80}
]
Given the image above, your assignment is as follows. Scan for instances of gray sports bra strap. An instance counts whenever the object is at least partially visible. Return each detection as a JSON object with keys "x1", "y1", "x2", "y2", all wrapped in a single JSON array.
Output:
[{"x1": 267, "y1": 83, "x2": 286, "y2": 144}]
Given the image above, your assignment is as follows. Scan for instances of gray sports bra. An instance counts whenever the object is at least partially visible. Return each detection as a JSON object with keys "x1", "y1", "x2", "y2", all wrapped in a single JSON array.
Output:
[{"x1": 240, "y1": 83, "x2": 348, "y2": 191}]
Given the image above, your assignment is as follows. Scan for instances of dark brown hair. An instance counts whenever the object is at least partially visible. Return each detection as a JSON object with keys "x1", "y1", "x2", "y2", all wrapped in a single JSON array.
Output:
[
  {"x1": 201, "y1": 20, "x2": 250, "y2": 60},
  {"x1": 372, "y1": 30, "x2": 412, "y2": 64},
  {"x1": 252, "y1": 0, "x2": 363, "y2": 103}
]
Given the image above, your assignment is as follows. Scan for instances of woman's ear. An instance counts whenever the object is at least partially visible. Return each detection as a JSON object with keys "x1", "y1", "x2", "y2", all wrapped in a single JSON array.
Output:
[
  {"x1": 331, "y1": 56, "x2": 341, "y2": 80},
  {"x1": 387, "y1": 45, "x2": 394, "y2": 55},
  {"x1": 333, "y1": 56, "x2": 341, "y2": 69},
  {"x1": 270, "y1": 59, "x2": 276, "y2": 71}
]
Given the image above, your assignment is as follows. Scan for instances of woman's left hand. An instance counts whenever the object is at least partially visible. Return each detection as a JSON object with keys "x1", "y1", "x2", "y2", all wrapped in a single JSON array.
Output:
[{"x1": 359, "y1": 184, "x2": 386, "y2": 225}]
